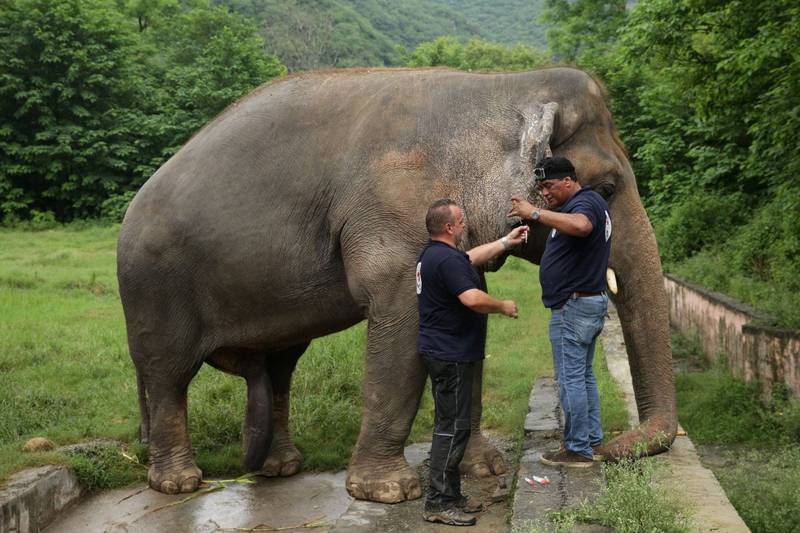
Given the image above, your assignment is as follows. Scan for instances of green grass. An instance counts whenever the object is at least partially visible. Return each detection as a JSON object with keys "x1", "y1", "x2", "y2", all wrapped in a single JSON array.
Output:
[
  {"x1": 0, "y1": 225, "x2": 628, "y2": 490},
  {"x1": 517, "y1": 458, "x2": 692, "y2": 533},
  {"x1": 674, "y1": 331, "x2": 800, "y2": 532}
]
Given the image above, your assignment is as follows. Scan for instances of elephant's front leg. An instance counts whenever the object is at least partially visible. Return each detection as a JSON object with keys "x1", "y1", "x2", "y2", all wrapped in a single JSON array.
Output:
[
  {"x1": 346, "y1": 304, "x2": 427, "y2": 503},
  {"x1": 460, "y1": 359, "x2": 507, "y2": 477}
]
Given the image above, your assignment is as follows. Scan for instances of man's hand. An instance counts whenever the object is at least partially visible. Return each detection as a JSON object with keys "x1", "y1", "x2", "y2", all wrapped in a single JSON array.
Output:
[
  {"x1": 505, "y1": 225, "x2": 529, "y2": 246},
  {"x1": 501, "y1": 300, "x2": 519, "y2": 319},
  {"x1": 459, "y1": 290, "x2": 519, "y2": 318},
  {"x1": 508, "y1": 196, "x2": 536, "y2": 220}
]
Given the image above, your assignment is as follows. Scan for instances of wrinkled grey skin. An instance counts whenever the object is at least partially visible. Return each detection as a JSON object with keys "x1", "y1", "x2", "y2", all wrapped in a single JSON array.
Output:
[{"x1": 117, "y1": 67, "x2": 676, "y2": 501}]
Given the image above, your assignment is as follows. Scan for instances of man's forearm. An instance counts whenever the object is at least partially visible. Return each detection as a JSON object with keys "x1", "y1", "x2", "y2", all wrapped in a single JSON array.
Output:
[
  {"x1": 528, "y1": 209, "x2": 592, "y2": 237},
  {"x1": 466, "y1": 238, "x2": 508, "y2": 267},
  {"x1": 459, "y1": 288, "x2": 509, "y2": 314}
]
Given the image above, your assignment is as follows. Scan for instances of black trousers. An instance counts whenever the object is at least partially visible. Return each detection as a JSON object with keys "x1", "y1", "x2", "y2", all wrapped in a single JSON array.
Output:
[{"x1": 421, "y1": 353, "x2": 474, "y2": 509}]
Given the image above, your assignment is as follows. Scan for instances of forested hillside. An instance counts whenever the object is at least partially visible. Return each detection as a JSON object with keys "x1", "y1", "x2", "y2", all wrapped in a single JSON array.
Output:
[
  {"x1": 434, "y1": 0, "x2": 547, "y2": 47},
  {"x1": 218, "y1": 0, "x2": 479, "y2": 70},
  {"x1": 217, "y1": 0, "x2": 547, "y2": 70}
]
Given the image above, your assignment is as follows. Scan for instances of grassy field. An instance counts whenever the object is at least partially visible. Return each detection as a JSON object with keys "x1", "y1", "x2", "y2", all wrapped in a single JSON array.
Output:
[{"x1": 0, "y1": 225, "x2": 628, "y2": 489}]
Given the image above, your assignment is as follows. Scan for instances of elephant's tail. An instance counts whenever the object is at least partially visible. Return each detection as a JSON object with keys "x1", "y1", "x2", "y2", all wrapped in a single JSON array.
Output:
[{"x1": 241, "y1": 360, "x2": 274, "y2": 472}]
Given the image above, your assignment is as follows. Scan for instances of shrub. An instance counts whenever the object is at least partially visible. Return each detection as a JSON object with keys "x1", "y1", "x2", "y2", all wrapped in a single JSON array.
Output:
[
  {"x1": 100, "y1": 191, "x2": 137, "y2": 223},
  {"x1": 655, "y1": 191, "x2": 746, "y2": 265}
]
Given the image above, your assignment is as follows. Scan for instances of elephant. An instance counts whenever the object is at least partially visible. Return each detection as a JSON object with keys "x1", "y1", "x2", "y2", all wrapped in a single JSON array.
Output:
[{"x1": 117, "y1": 66, "x2": 676, "y2": 500}]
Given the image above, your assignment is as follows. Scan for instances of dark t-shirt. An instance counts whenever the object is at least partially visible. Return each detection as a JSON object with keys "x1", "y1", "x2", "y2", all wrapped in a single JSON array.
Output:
[
  {"x1": 540, "y1": 188, "x2": 612, "y2": 308},
  {"x1": 416, "y1": 240, "x2": 487, "y2": 362}
]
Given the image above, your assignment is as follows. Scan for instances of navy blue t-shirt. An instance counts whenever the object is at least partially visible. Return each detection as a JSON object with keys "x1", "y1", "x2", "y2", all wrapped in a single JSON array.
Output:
[
  {"x1": 416, "y1": 241, "x2": 487, "y2": 362},
  {"x1": 540, "y1": 188, "x2": 612, "y2": 308}
]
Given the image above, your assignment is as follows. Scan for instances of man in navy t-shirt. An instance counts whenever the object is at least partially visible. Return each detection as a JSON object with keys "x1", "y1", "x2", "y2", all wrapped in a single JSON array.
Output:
[
  {"x1": 416, "y1": 199, "x2": 528, "y2": 526},
  {"x1": 508, "y1": 156, "x2": 612, "y2": 468}
]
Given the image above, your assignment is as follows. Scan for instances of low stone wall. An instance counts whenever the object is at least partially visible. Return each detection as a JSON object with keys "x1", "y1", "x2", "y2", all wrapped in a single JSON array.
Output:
[{"x1": 664, "y1": 273, "x2": 800, "y2": 398}]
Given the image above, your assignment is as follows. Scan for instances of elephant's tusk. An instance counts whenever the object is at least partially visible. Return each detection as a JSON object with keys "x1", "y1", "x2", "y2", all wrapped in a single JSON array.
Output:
[{"x1": 606, "y1": 267, "x2": 618, "y2": 295}]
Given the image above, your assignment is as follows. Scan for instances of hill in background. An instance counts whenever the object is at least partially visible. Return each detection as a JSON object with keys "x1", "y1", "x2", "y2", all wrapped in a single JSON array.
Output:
[
  {"x1": 217, "y1": 0, "x2": 547, "y2": 70},
  {"x1": 435, "y1": 0, "x2": 546, "y2": 48}
]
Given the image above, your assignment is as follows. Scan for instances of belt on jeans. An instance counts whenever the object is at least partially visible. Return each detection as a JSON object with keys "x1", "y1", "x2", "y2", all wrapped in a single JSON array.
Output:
[{"x1": 569, "y1": 291, "x2": 605, "y2": 299}]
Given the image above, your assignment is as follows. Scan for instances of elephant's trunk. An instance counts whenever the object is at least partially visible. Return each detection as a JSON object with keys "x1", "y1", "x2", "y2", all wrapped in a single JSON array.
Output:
[{"x1": 604, "y1": 188, "x2": 677, "y2": 458}]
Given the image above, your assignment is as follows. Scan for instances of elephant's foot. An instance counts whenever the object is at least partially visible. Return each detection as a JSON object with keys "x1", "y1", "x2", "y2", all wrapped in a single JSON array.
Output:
[
  {"x1": 148, "y1": 460, "x2": 203, "y2": 494},
  {"x1": 260, "y1": 434, "x2": 302, "y2": 477},
  {"x1": 602, "y1": 416, "x2": 677, "y2": 460},
  {"x1": 460, "y1": 431, "x2": 507, "y2": 477},
  {"x1": 346, "y1": 455, "x2": 422, "y2": 503}
]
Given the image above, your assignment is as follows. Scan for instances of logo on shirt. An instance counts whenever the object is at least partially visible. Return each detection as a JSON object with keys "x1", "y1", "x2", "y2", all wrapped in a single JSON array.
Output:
[
  {"x1": 604, "y1": 210, "x2": 612, "y2": 242},
  {"x1": 550, "y1": 228, "x2": 558, "y2": 239},
  {"x1": 415, "y1": 262, "x2": 422, "y2": 294}
]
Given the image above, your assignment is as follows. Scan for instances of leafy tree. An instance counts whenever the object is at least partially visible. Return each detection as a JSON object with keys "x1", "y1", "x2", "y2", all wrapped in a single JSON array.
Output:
[
  {"x1": 0, "y1": 0, "x2": 286, "y2": 221},
  {"x1": 0, "y1": 0, "x2": 140, "y2": 220},
  {"x1": 406, "y1": 36, "x2": 548, "y2": 71},
  {"x1": 135, "y1": 3, "x2": 286, "y2": 175},
  {"x1": 433, "y1": 0, "x2": 548, "y2": 48},
  {"x1": 540, "y1": 0, "x2": 627, "y2": 63}
]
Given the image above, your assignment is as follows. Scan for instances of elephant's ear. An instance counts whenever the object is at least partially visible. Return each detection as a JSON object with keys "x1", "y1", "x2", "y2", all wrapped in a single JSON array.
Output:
[{"x1": 514, "y1": 102, "x2": 559, "y2": 197}]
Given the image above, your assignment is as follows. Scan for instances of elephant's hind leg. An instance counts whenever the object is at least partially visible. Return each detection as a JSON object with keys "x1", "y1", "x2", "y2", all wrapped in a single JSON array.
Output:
[
  {"x1": 142, "y1": 363, "x2": 204, "y2": 494},
  {"x1": 261, "y1": 343, "x2": 308, "y2": 477}
]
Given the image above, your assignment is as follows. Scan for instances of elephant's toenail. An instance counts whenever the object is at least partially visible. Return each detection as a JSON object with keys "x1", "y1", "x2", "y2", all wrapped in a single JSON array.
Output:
[{"x1": 180, "y1": 477, "x2": 199, "y2": 493}]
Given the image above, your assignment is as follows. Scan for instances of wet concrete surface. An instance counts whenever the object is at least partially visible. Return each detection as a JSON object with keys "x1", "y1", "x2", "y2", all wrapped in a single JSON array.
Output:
[
  {"x1": 48, "y1": 440, "x2": 515, "y2": 533},
  {"x1": 48, "y1": 470, "x2": 351, "y2": 532},
  {"x1": 511, "y1": 377, "x2": 606, "y2": 532}
]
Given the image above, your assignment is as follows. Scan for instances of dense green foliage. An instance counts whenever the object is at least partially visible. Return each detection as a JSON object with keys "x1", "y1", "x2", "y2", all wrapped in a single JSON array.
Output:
[
  {"x1": 405, "y1": 36, "x2": 548, "y2": 71},
  {"x1": 218, "y1": 0, "x2": 548, "y2": 71},
  {"x1": 437, "y1": 0, "x2": 547, "y2": 48},
  {"x1": 219, "y1": 0, "x2": 481, "y2": 70},
  {"x1": 0, "y1": 0, "x2": 285, "y2": 221}
]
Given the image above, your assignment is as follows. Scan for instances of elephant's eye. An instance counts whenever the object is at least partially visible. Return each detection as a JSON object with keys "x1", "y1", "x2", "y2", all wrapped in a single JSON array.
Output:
[{"x1": 592, "y1": 181, "x2": 615, "y2": 200}]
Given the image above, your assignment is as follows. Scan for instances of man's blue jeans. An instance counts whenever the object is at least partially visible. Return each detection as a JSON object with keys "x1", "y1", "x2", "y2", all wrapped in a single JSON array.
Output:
[{"x1": 549, "y1": 294, "x2": 608, "y2": 459}]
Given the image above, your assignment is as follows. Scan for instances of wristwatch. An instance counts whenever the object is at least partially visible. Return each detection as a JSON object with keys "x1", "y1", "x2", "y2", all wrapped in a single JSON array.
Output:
[{"x1": 530, "y1": 209, "x2": 541, "y2": 221}]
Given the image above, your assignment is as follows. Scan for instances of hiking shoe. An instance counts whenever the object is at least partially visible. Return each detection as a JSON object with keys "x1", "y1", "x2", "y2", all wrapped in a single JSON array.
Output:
[
  {"x1": 540, "y1": 449, "x2": 593, "y2": 468},
  {"x1": 423, "y1": 506, "x2": 477, "y2": 526},
  {"x1": 592, "y1": 444, "x2": 606, "y2": 462},
  {"x1": 457, "y1": 495, "x2": 484, "y2": 513},
  {"x1": 551, "y1": 442, "x2": 606, "y2": 462}
]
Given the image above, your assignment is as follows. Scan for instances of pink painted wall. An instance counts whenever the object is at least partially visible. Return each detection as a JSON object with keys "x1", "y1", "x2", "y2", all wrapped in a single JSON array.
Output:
[{"x1": 664, "y1": 274, "x2": 800, "y2": 398}]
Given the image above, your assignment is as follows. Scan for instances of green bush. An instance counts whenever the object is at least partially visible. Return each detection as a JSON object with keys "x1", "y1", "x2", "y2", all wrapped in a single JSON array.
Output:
[
  {"x1": 100, "y1": 191, "x2": 137, "y2": 223},
  {"x1": 64, "y1": 442, "x2": 147, "y2": 493},
  {"x1": 675, "y1": 335, "x2": 800, "y2": 447},
  {"x1": 655, "y1": 191, "x2": 746, "y2": 265}
]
